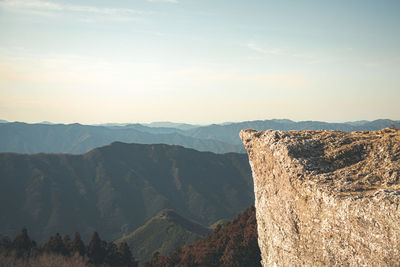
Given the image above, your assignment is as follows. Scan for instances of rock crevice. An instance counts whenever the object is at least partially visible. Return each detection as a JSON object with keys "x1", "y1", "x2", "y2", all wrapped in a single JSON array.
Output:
[{"x1": 240, "y1": 128, "x2": 400, "y2": 266}]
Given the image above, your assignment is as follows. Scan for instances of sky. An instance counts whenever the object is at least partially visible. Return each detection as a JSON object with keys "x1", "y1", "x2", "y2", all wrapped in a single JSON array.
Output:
[{"x1": 0, "y1": 0, "x2": 399, "y2": 124}]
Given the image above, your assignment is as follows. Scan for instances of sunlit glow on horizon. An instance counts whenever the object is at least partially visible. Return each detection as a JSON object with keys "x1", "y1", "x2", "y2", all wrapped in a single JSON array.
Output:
[{"x1": 0, "y1": 0, "x2": 399, "y2": 124}]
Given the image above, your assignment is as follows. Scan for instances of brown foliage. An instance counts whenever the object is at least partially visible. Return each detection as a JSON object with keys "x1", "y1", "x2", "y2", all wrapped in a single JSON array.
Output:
[
  {"x1": 144, "y1": 206, "x2": 261, "y2": 267},
  {"x1": 0, "y1": 229, "x2": 138, "y2": 267},
  {"x1": 0, "y1": 252, "x2": 88, "y2": 267}
]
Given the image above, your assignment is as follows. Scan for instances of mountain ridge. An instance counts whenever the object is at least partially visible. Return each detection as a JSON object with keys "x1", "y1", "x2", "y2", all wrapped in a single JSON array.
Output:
[
  {"x1": 145, "y1": 206, "x2": 261, "y2": 267},
  {"x1": 185, "y1": 119, "x2": 400, "y2": 145},
  {"x1": 0, "y1": 122, "x2": 242, "y2": 154},
  {"x1": 0, "y1": 142, "x2": 253, "y2": 243},
  {"x1": 117, "y1": 209, "x2": 211, "y2": 263},
  {"x1": 1, "y1": 119, "x2": 398, "y2": 154}
]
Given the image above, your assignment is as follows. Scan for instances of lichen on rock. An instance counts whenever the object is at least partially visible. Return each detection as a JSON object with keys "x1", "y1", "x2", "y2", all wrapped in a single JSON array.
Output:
[{"x1": 240, "y1": 128, "x2": 400, "y2": 266}]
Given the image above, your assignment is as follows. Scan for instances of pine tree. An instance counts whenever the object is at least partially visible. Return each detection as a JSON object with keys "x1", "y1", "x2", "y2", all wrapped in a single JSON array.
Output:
[
  {"x1": 43, "y1": 233, "x2": 67, "y2": 255},
  {"x1": 87, "y1": 231, "x2": 106, "y2": 264},
  {"x1": 62, "y1": 234, "x2": 70, "y2": 254},
  {"x1": 118, "y1": 242, "x2": 138, "y2": 267},
  {"x1": 12, "y1": 228, "x2": 36, "y2": 257},
  {"x1": 105, "y1": 242, "x2": 118, "y2": 266},
  {"x1": 1, "y1": 236, "x2": 12, "y2": 249},
  {"x1": 0, "y1": 236, "x2": 13, "y2": 256},
  {"x1": 70, "y1": 232, "x2": 85, "y2": 256}
]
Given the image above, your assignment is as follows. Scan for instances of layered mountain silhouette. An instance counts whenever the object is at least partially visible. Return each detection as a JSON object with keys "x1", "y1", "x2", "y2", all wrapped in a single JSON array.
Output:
[
  {"x1": 1, "y1": 118, "x2": 397, "y2": 265},
  {"x1": 0, "y1": 142, "x2": 253, "y2": 243},
  {"x1": 185, "y1": 119, "x2": 400, "y2": 145},
  {"x1": 1, "y1": 119, "x2": 398, "y2": 154},
  {"x1": 142, "y1": 122, "x2": 200, "y2": 130},
  {"x1": 0, "y1": 122, "x2": 242, "y2": 154},
  {"x1": 118, "y1": 209, "x2": 211, "y2": 263}
]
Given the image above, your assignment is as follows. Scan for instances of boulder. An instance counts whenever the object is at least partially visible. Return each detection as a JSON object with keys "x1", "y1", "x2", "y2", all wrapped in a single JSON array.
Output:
[{"x1": 240, "y1": 128, "x2": 400, "y2": 266}]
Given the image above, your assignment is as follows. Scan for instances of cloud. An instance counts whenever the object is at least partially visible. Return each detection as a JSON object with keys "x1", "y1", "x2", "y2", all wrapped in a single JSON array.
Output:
[
  {"x1": 365, "y1": 56, "x2": 400, "y2": 69},
  {"x1": 246, "y1": 43, "x2": 282, "y2": 55},
  {"x1": 162, "y1": 67, "x2": 315, "y2": 92},
  {"x1": 147, "y1": 0, "x2": 178, "y2": 3},
  {"x1": 245, "y1": 43, "x2": 317, "y2": 62},
  {"x1": 0, "y1": 0, "x2": 146, "y2": 16}
]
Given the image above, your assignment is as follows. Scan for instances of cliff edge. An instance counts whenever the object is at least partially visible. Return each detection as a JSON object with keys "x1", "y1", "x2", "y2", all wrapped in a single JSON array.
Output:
[{"x1": 240, "y1": 128, "x2": 400, "y2": 266}]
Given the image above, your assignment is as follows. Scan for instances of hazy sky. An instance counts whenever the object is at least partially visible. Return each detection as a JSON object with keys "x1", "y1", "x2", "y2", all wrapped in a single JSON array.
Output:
[{"x1": 0, "y1": 0, "x2": 399, "y2": 124}]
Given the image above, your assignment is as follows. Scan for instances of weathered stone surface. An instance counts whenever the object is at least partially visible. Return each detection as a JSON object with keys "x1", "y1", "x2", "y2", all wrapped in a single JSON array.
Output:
[{"x1": 240, "y1": 128, "x2": 400, "y2": 266}]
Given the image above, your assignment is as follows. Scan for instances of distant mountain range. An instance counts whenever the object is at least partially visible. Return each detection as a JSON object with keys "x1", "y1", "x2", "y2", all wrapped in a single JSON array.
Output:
[
  {"x1": 142, "y1": 122, "x2": 201, "y2": 130},
  {"x1": 1, "y1": 118, "x2": 398, "y2": 263},
  {"x1": 97, "y1": 122, "x2": 200, "y2": 130},
  {"x1": 118, "y1": 209, "x2": 211, "y2": 263},
  {"x1": 0, "y1": 142, "x2": 253, "y2": 243},
  {"x1": 0, "y1": 122, "x2": 242, "y2": 154},
  {"x1": 185, "y1": 119, "x2": 400, "y2": 145},
  {"x1": 0, "y1": 119, "x2": 398, "y2": 154}
]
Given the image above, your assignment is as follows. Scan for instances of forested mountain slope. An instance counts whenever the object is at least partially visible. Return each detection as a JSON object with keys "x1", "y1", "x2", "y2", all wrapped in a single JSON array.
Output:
[
  {"x1": 118, "y1": 209, "x2": 211, "y2": 263},
  {"x1": 0, "y1": 142, "x2": 253, "y2": 243}
]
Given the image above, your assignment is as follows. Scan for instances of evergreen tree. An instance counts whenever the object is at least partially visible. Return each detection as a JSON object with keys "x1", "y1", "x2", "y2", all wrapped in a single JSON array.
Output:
[
  {"x1": 1, "y1": 236, "x2": 12, "y2": 249},
  {"x1": 62, "y1": 234, "x2": 70, "y2": 254},
  {"x1": 118, "y1": 241, "x2": 138, "y2": 267},
  {"x1": 43, "y1": 233, "x2": 67, "y2": 255},
  {"x1": 0, "y1": 236, "x2": 13, "y2": 256},
  {"x1": 70, "y1": 232, "x2": 85, "y2": 256},
  {"x1": 1, "y1": 229, "x2": 140, "y2": 266},
  {"x1": 87, "y1": 231, "x2": 106, "y2": 264},
  {"x1": 0, "y1": 228, "x2": 138, "y2": 267},
  {"x1": 12, "y1": 228, "x2": 36, "y2": 257},
  {"x1": 105, "y1": 242, "x2": 119, "y2": 266}
]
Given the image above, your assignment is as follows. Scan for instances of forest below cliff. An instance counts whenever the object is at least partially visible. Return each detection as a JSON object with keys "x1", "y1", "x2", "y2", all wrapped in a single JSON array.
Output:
[
  {"x1": 0, "y1": 206, "x2": 260, "y2": 267},
  {"x1": 1, "y1": 119, "x2": 398, "y2": 265}
]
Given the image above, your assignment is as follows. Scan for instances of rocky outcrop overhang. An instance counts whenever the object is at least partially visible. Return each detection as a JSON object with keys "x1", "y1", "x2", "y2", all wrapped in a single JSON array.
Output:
[{"x1": 240, "y1": 128, "x2": 400, "y2": 266}]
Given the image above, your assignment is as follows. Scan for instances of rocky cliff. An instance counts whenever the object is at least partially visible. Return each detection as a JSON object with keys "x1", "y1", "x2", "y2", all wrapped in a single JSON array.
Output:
[{"x1": 240, "y1": 128, "x2": 400, "y2": 266}]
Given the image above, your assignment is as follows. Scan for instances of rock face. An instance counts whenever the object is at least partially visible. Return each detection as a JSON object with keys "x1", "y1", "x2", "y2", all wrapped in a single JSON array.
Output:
[{"x1": 240, "y1": 128, "x2": 400, "y2": 266}]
